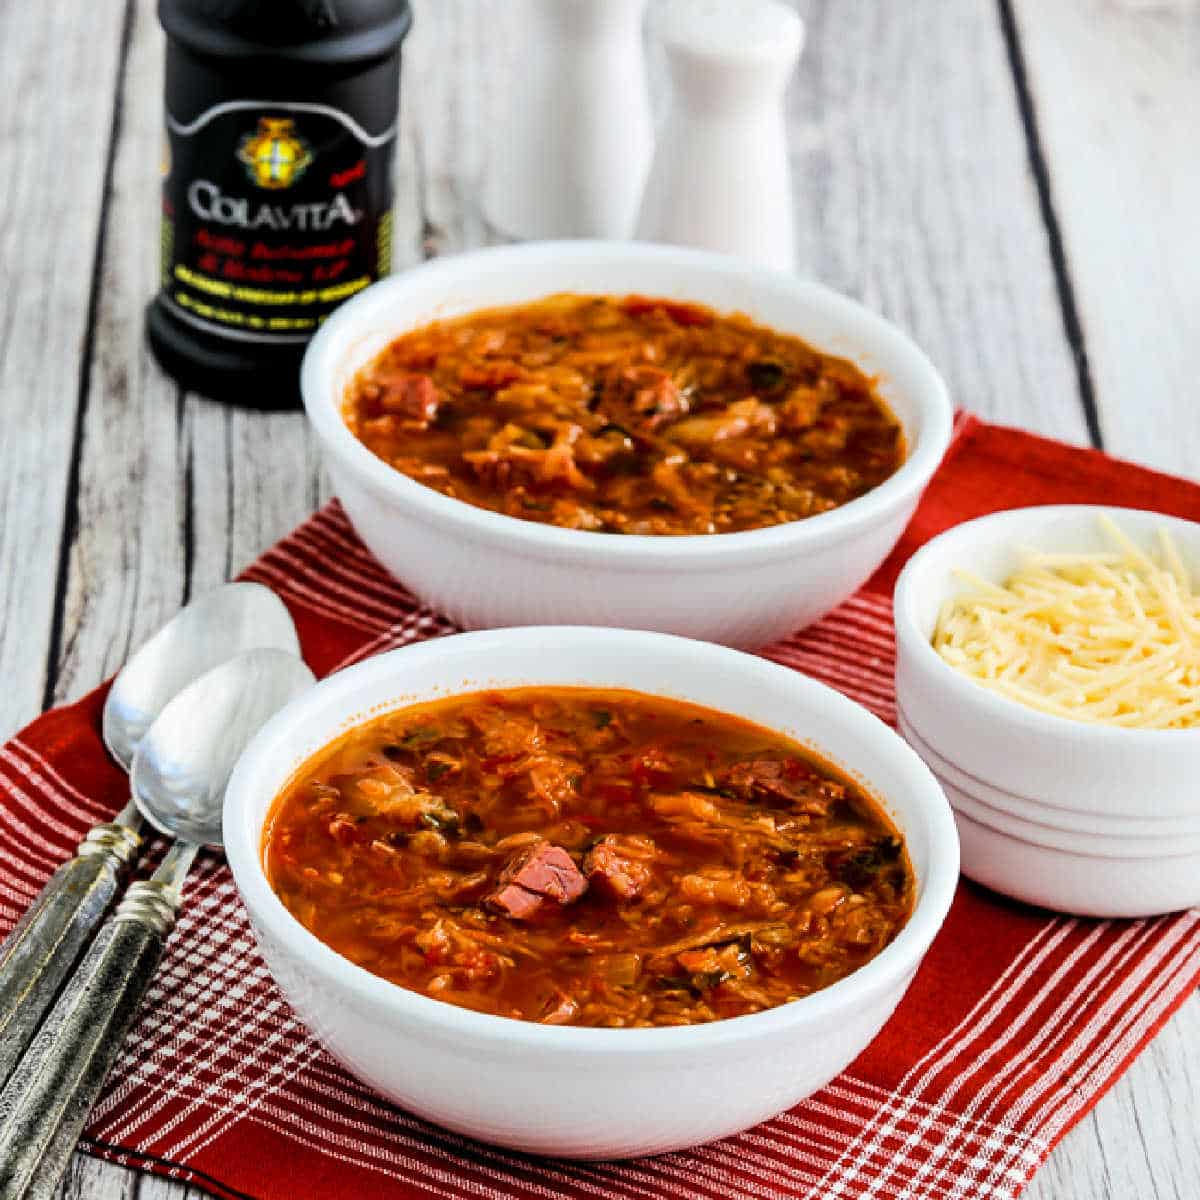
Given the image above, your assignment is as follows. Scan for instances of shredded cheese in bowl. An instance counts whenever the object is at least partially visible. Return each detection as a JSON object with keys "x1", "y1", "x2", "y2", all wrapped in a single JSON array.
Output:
[{"x1": 932, "y1": 517, "x2": 1200, "y2": 729}]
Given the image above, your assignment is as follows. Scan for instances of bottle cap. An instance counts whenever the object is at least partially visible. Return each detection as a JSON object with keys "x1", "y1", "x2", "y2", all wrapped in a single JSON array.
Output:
[{"x1": 159, "y1": 0, "x2": 412, "y2": 64}]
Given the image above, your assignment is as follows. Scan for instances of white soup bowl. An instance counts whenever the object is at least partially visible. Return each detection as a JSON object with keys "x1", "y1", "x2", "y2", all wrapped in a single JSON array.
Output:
[
  {"x1": 301, "y1": 241, "x2": 953, "y2": 648},
  {"x1": 225, "y1": 626, "x2": 958, "y2": 1157}
]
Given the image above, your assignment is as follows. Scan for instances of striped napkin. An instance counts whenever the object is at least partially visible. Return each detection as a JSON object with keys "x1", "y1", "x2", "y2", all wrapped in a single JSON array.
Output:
[{"x1": 2, "y1": 412, "x2": 1198, "y2": 1200}]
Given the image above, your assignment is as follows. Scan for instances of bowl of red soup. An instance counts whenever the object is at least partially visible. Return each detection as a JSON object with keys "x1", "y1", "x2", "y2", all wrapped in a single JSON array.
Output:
[
  {"x1": 224, "y1": 627, "x2": 958, "y2": 1157},
  {"x1": 301, "y1": 241, "x2": 953, "y2": 647}
]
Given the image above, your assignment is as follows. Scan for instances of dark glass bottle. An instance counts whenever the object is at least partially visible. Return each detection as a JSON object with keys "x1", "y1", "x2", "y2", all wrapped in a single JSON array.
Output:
[{"x1": 146, "y1": 0, "x2": 412, "y2": 408}]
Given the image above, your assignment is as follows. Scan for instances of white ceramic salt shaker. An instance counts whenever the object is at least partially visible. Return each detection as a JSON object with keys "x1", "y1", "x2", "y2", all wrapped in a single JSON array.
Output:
[
  {"x1": 482, "y1": 0, "x2": 653, "y2": 241},
  {"x1": 636, "y1": 0, "x2": 804, "y2": 270}
]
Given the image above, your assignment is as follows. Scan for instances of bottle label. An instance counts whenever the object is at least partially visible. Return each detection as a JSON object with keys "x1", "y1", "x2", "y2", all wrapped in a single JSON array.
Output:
[{"x1": 160, "y1": 101, "x2": 395, "y2": 344}]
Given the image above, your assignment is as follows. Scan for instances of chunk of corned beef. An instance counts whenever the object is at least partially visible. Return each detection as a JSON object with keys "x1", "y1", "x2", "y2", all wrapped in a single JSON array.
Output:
[
  {"x1": 379, "y1": 372, "x2": 440, "y2": 424},
  {"x1": 486, "y1": 883, "x2": 544, "y2": 920},
  {"x1": 723, "y1": 759, "x2": 843, "y2": 814},
  {"x1": 486, "y1": 839, "x2": 587, "y2": 919}
]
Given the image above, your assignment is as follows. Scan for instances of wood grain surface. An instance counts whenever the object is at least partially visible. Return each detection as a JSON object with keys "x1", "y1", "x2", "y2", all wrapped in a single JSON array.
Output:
[
  {"x1": 0, "y1": 1, "x2": 1192, "y2": 1197},
  {"x1": 0, "y1": 0, "x2": 133, "y2": 735},
  {"x1": 1012, "y1": 0, "x2": 1200, "y2": 477}
]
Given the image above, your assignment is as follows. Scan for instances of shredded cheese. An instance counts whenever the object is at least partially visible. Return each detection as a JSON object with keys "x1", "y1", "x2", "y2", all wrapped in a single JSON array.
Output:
[{"x1": 932, "y1": 517, "x2": 1200, "y2": 729}]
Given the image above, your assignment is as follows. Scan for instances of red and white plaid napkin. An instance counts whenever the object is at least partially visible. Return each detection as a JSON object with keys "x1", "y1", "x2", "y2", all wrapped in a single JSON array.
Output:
[{"x1": 2, "y1": 413, "x2": 1198, "y2": 1200}]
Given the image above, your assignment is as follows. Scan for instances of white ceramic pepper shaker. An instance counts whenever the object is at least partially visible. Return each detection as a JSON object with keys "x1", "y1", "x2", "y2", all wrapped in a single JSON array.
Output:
[
  {"x1": 636, "y1": 0, "x2": 804, "y2": 270},
  {"x1": 482, "y1": 0, "x2": 653, "y2": 241}
]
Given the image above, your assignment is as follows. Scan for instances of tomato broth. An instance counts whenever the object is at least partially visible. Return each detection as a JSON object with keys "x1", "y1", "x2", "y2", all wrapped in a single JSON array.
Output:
[
  {"x1": 264, "y1": 688, "x2": 914, "y2": 1027},
  {"x1": 343, "y1": 294, "x2": 904, "y2": 535}
]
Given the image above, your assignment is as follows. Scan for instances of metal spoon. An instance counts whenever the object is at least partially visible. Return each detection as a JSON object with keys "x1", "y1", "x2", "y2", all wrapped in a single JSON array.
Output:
[
  {"x1": 0, "y1": 582, "x2": 299, "y2": 1091},
  {"x1": 0, "y1": 647, "x2": 315, "y2": 1199}
]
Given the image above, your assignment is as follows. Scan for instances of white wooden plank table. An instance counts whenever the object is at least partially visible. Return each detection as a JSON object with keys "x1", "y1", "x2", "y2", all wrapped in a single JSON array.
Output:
[{"x1": 0, "y1": 1, "x2": 1194, "y2": 1196}]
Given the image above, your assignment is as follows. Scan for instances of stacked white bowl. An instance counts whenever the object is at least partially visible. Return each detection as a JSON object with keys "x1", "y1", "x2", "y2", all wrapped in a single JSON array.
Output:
[{"x1": 893, "y1": 505, "x2": 1200, "y2": 918}]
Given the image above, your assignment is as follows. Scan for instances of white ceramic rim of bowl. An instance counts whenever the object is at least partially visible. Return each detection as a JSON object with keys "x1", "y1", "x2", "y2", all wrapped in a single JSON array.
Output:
[
  {"x1": 948, "y1": 781, "x2": 1200, "y2": 862},
  {"x1": 894, "y1": 504, "x2": 1200, "y2": 747},
  {"x1": 896, "y1": 701, "x2": 1200, "y2": 839},
  {"x1": 897, "y1": 708, "x2": 1200, "y2": 857},
  {"x1": 224, "y1": 626, "x2": 959, "y2": 1053},
  {"x1": 300, "y1": 240, "x2": 953, "y2": 569},
  {"x1": 948, "y1": 803, "x2": 1200, "y2": 919}
]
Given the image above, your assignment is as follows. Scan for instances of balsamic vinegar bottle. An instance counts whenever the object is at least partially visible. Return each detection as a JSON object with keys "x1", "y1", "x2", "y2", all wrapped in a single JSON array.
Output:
[{"x1": 146, "y1": 0, "x2": 412, "y2": 408}]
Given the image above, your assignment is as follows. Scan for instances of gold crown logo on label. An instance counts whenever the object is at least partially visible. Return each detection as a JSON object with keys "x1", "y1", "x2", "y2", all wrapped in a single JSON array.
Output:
[{"x1": 236, "y1": 118, "x2": 313, "y2": 190}]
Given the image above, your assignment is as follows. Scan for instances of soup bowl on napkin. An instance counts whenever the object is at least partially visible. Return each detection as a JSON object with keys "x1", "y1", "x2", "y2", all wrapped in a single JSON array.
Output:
[
  {"x1": 300, "y1": 241, "x2": 953, "y2": 649},
  {"x1": 225, "y1": 626, "x2": 959, "y2": 1157}
]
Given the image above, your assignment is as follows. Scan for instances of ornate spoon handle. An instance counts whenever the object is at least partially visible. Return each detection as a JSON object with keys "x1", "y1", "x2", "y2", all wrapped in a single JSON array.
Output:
[
  {"x1": 0, "y1": 810, "x2": 142, "y2": 1092},
  {"x1": 0, "y1": 855, "x2": 189, "y2": 1200}
]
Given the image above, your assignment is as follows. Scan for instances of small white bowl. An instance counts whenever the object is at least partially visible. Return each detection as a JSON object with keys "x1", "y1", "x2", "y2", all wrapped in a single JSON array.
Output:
[
  {"x1": 901, "y1": 708, "x2": 1200, "y2": 918},
  {"x1": 951, "y1": 807, "x2": 1200, "y2": 920},
  {"x1": 894, "y1": 505, "x2": 1200, "y2": 916},
  {"x1": 301, "y1": 241, "x2": 952, "y2": 649},
  {"x1": 897, "y1": 700, "x2": 1200, "y2": 844},
  {"x1": 225, "y1": 627, "x2": 958, "y2": 1158}
]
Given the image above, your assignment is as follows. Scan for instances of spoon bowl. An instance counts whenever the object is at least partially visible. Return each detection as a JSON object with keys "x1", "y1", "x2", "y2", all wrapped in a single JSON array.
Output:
[
  {"x1": 132, "y1": 648, "x2": 316, "y2": 847},
  {"x1": 103, "y1": 582, "x2": 301, "y2": 770}
]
